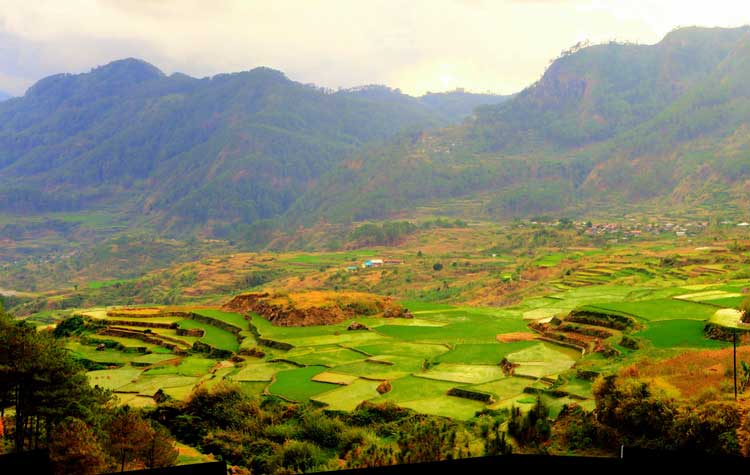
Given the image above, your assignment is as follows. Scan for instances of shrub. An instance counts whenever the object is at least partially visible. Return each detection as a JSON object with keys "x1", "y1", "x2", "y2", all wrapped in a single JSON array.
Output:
[
  {"x1": 53, "y1": 315, "x2": 87, "y2": 338},
  {"x1": 740, "y1": 297, "x2": 750, "y2": 323},
  {"x1": 298, "y1": 412, "x2": 346, "y2": 449},
  {"x1": 271, "y1": 440, "x2": 326, "y2": 473}
]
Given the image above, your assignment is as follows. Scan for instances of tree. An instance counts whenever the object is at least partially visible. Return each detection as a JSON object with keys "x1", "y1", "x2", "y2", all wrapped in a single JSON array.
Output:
[
  {"x1": 48, "y1": 418, "x2": 110, "y2": 475},
  {"x1": 0, "y1": 311, "x2": 110, "y2": 453},
  {"x1": 106, "y1": 408, "x2": 151, "y2": 472},
  {"x1": 141, "y1": 422, "x2": 179, "y2": 469},
  {"x1": 433, "y1": 262, "x2": 443, "y2": 271},
  {"x1": 508, "y1": 397, "x2": 550, "y2": 446},
  {"x1": 740, "y1": 297, "x2": 750, "y2": 324}
]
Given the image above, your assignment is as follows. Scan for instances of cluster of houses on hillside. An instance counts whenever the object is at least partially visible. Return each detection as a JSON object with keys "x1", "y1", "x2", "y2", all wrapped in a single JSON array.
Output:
[
  {"x1": 578, "y1": 220, "x2": 710, "y2": 238},
  {"x1": 345, "y1": 258, "x2": 404, "y2": 271}
]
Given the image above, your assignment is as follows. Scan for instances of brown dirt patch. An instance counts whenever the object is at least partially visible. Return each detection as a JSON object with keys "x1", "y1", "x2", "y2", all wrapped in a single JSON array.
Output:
[
  {"x1": 496, "y1": 332, "x2": 537, "y2": 343},
  {"x1": 223, "y1": 291, "x2": 412, "y2": 327}
]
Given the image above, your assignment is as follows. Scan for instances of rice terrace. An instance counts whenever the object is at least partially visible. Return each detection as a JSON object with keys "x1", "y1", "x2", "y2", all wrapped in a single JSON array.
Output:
[
  {"x1": 5, "y1": 10, "x2": 750, "y2": 474},
  {"x1": 62, "y1": 262, "x2": 750, "y2": 420},
  {"x1": 7, "y1": 218, "x2": 743, "y2": 416}
]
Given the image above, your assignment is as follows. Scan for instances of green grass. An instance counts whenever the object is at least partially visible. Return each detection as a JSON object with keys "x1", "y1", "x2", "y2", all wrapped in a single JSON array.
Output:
[
  {"x1": 88, "y1": 279, "x2": 133, "y2": 289},
  {"x1": 535, "y1": 253, "x2": 566, "y2": 268},
  {"x1": 282, "y1": 332, "x2": 388, "y2": 348},
  {"x1": 67, "y1": 341, "x2": 134, "y2": 365},
  {"x1": 699, "y1": 296, "x2": 745, "y2": 308},
  {"x1": 400, "y1": 301, "x2": 458, "y2": 313},
  {"x1": 398, "y1": 396, "x2": 485, "y2": 420},
  {"x1": 162, "y1": 385, "x2": 198, "y2": 401},
  {"x1": 375, "y1": 313, "x2": 528, "y2": 344},
  {"x1": 353, "y1": 341, "x2": 449, "y2": 359},
  {"x1": 268, "y1": 366, "x2": 338, "y2": 401},
  {"x1": 84, "y1": 335, "x2": 161, "y2": 352},
  {"x1": 373, "y1": 375, "x2": 485, "y2": 420},
  {"x1": 87, "y1": 367, "x2": 143, "y2": 391},
  {"x1": 435, "y1": 342, "x2": 537, "y2": 365},
  {"x1": 420, "y1": 364, "x2": 506, "y2": 384},
  {"x1": 557, "y1": 378, "x2": 594, "y2": 399},
  {"x1": 284, "y1": 346, "x2": 368, "y2": 366},
  {"x1": 192, "y1": 309, "x2": 248, "y2": 330},
  {"x1": 132, "y1": 353, "x2": 180, "y2": 365},
  {"x1": 238, "y1": 381, "x2": 269, "y2": 396},
  {"x1": 504, "y1": 343, "x2": 579, "y2": 378},
  {"x1": 232, "y1": 362, "x2": 297, "y2": 382},
  {"x1": 585, "y1": 299, "x2": 718, "y2": 321},
  {"x1": 635, "y1": 320, "x2": 729, "y2": 349},
  {"x1": 283, "y1": 251, "x2": 375, "y2": 264},
  {"x1": 332, "y1": 360, "x2": 415, "y2": 380},
  {"x1": 374, "y1": 375, "x2": 456, "y2": 402},
  {"x1": 177, "y1": 320, "x2": 239, "y2": 352},
  {"x1": 472, "y1": 377, "x2": 532, "y2": 402},
  {"x1": 311, "y1": 379, "x2": 382, "y2": 411},
  {"x1": 119, "y1": 375, "x2": 201, "y2": 396},
  {"x1": 145, "y1": 357, "x2": 217, "y2": 376}
]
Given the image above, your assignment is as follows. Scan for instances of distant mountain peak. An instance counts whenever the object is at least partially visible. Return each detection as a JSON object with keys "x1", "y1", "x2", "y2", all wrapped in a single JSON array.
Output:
[
  {"x1": 88, "y1": 57, "x2": 165, "y2": 81},
  {"x1": 25, "y1": 57, "x2": 165, "y2": 100}
]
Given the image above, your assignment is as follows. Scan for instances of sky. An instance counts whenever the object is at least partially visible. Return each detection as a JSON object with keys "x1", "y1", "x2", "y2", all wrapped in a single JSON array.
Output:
[{"x1": 1, "y1": 0, "x2": 750, "y2": 97}]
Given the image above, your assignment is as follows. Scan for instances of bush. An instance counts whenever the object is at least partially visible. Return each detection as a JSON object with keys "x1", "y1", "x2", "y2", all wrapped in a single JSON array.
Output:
[
  {"x1": 298, "y1": 412, "x2": 346, "y2": 449},
  {"x1": 53, "y1": 315, "x2": 87, "y2": 338},
  {"x1": 740, "y1": 297, "x2": 750, "y2": 323},
  {"x1": 271, "y1": 440, "x2": 326, "y2": 473},
  {"x1": 433, "y1": 262, "x2": 444, "y2": 271}
]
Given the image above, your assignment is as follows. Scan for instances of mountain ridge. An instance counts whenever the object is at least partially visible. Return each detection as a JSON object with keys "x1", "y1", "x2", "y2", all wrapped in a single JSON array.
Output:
[
  {"x1": 0, "y1": 58, "x2": 508, "y2": 233},
  {"x1": 2, "y1": 26, "x2": 750, "y2": 246},
  {"x1": 286, "y1": 26, "x2": 750, "y2": 225}
]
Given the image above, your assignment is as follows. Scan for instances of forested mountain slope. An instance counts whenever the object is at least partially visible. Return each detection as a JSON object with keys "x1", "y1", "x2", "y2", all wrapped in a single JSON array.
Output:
[
  {"x1": 0, "y1": 59, "x2": 502, "y2": 232},
  {"x1": 290, "y1": 26, "x2": 750, "y2": 223}
]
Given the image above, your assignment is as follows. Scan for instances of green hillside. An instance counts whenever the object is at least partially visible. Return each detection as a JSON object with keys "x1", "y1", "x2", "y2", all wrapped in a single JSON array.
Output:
[{"x1": 290, "y1": 26, "x2": 750, "y2": 223}]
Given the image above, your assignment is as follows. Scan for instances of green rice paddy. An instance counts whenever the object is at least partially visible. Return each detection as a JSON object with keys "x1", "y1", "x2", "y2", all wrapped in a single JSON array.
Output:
[
  {"x1": 177, "y1": 319, "x2": 239, "y2": 352},
  {"x1": 193, "y1": 309, "x2": 248, "y2": 330},
  {"x1": 585, "y1": 299, "x2": 717, "y2": 321},
  {"x1": 70, "y1": 271, "x2": 750, "y2": 420},
  {"x1": 268, "y1": 366, "x2": 338, "y2": 401},
  {"x1": 635, "y1": 319, "x2": 729, "y2": 349}
]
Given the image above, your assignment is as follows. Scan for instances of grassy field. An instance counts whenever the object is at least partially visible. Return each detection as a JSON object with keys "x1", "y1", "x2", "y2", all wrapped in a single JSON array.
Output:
[
  {"x1": 435, "y1": 342, "x2": 537, "y2": 364},
  {"x1": 284, "y1": 346, "x2": 369, "y2": 366},
  {"x1": 87, "y1": 279, "x2": 133, "y2": 289},
  {"x1": 232, "y1": 362, "x2": 297, "y2": 382},
  {"x1": 177, "y1": 319, "x2": 239, "y2": 352},
  {"x1": 584, "y1": 299, "x2": 718, "y2": 321},
  {"x1": 268, "y1": 366, "x2": 338, "y2": 401},
  {"x1": 311, "y1": 379, "x2": 382, "y2": 411},
  {"x1": 635, "y1": 320, "x2": 729, "y2": 349},
  {"x1": 87, "y1": 367, "x2": 144, "y2": 391},
  {"x1": 192, "y1": 309, "x2": 248, "y2": 330},
  {"x1": 145, "y1": 357, "x2": 217, "y2": 377},
  {"x1": 67, "y1": 341, "x2": 135, "y2": 365},
  {"x1": 372, "y1": 375, "x2": 486, "y2": 420},
  {"x1": 420, "y1": 364, "x2": 507, "y2": 384}
]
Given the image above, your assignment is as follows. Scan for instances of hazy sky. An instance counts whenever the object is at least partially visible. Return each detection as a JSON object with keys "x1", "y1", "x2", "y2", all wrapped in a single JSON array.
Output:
[{"x1": 1, "y1": 0, "x2": 750, "y2": 96}]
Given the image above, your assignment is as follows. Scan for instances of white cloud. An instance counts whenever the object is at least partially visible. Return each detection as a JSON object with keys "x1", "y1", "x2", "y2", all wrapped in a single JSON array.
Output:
[{"x1": 0, "y1": 0, "x2": 748, "y2": 96}]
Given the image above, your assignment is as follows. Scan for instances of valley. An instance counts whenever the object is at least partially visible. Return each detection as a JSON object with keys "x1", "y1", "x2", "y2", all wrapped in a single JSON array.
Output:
[{"x1": 3, "y1": 20, "x2": 750, "y2": 474}]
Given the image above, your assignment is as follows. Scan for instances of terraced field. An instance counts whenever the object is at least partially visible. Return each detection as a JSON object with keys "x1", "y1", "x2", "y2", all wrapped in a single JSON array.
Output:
[{"x1": 63, "y1": 271, "x2": 750, "y2": 421}]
